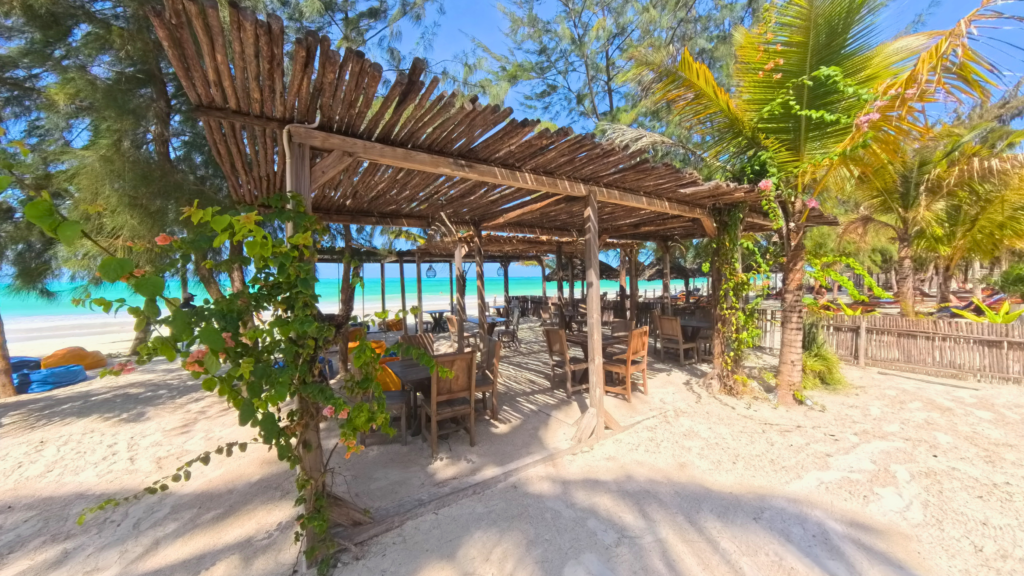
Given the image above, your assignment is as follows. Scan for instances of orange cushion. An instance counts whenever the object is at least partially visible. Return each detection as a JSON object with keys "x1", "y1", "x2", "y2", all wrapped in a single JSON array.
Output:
[{"x1": 41, "y1": 347, "x2": 107, "y2": 370}]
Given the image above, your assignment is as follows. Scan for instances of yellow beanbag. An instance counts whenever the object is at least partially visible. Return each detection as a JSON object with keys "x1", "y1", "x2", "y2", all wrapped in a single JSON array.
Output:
[
  {"x1": 41, "y1": 346, "x2": 107, "y2": 370},
  {"x1": 378, "y1": 357, "x2": 401, "y2": 391}
]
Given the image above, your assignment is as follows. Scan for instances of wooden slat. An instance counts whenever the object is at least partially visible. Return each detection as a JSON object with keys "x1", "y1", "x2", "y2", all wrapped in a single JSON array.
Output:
[
  {"x1": 291, "y1": 128, "x2": 713, "y2": 221},
  {"x1": 311, "y1": 151, "x2": 356, "y2": 190},
  {"x1": 201, "y1": 0, "x2": 239, "y2": 109}
]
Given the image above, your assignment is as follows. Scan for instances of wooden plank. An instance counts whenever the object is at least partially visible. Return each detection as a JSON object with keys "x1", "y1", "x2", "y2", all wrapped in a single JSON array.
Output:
[
  {"x1": 290, "y1": 128, "x2": 713, "y2": 221},
  {"x1": 311, "y1": 151, "x2": 356, "y2": 190},
  {"x1": 474, "y1": 223, "x2": 487, "y2": 344},
  {"x1": 581, "y1": 187, "x2": 604, "y2": 440},
  {"x1": 482, "y1": 194, "x2": 563, "y2": 227}
]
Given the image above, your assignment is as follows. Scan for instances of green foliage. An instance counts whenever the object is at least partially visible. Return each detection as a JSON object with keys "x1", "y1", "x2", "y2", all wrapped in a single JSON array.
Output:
[
  {"x1": 25, "y1": 191, "x2": 443, "y2": 570},
  {"x1": 996, "y1": 264, "x2": 1024, "y2": 300},
  {"x1": 801, "y1": 313, "x2": 846, "y2": 390},
  {"x1": 805, "y1": 255, "x2": 891, "y2": 302},
  {"x1": 952, "y1": 299, "x2": 1024, "y2": 324}
]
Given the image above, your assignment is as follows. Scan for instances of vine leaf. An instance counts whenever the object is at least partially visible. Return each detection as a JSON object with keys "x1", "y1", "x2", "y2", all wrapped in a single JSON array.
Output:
[{"x1": 97, "y1": 256, "x2": 135, "y2": 283}]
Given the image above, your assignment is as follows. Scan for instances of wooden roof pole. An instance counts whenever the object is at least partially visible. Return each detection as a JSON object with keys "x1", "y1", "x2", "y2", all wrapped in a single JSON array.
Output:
[
  {"x1": 290, "y1": 128, "x2": 716, "y2": 232},
  {"x1": 629, "y1": 247, "x2": 639, "y2": 323},
  {"x1": 660, "y1": 241, "x2": 671, "y2": 315},
  {"x1": 539, "y1": 256, "x2": 548, "y2": 299},
  {"x1": 576, "y1": 187, "x2": 604, "y2": 442},
  {"x1": 448, "y1": 262, "x2": 454, "y2": 315},
  {"x1": 556, "y1": 244, "x2": 565, "y2": 310},
  {"x1": 398, "y1": 254, "x2": 408, "y2": 335},
  {"x1": 380, "y1": 261, "x2": 386, "y2": 314},
  {"x1": 415, "y1": 252, "x2": 424, "y2": 334},
  {"x1": 473, "y1": 224, "x2": 487, "y2": 346},
  {"x1": 454, "y1": 244, "x2": 468, "y2": 352}
]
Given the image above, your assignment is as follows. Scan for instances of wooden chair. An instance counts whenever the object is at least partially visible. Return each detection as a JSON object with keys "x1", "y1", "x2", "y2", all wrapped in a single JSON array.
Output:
[
  {"x1": 399, "y1": 333, "x2": 434, "y2": 355},
  {"x1": 650, "y1": 310, "x2": 661, "y2": 351},
  {"x1": 539, "y1": 306, "x2": 557, "y2": 327},
  {"x1": 604, "y1": 326, "x2": 649, "y2": 403},
  {"x1": 419, "y1": 351, "x2": 477, "y2": 457},
  {"x1": 495, "y1": 305, "x2": 521, "y2": 348},
  {"x1": 446, "y1": 314, "x2": 479, "y2": 348},
  {"x1": 696, "y1": 327, "x2": 713, "y2": 361},
  {"x1": 543, "y1": 327, "x2": 588, "y2": 399},
  {"x1": 658, "y1": 315, "x2": 696, "y2": 365},
  {"x1": 475, "y1": 336, "x2": 502, "y2": 419}
]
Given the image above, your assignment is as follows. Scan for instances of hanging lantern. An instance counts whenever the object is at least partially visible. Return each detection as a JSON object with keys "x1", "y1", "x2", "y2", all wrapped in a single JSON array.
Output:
[
  {"x1": 496, "y1": 265, "x2": 504, "y2": 277},
  {"x1": 426, "y1": 264, "x2": 437, "y2": 279}
]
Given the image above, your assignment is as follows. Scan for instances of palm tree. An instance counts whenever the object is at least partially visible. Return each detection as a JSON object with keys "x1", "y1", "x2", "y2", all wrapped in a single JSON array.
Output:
[{"x1": 614, "y1": 0, "x2": 1007, "y2": 403}]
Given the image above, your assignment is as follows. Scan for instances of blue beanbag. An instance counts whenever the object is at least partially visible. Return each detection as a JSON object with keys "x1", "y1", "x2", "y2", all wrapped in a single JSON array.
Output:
[
  {"x1": 11, "y1": 357, "x2": 41, "y2": 373},
  {"x1": 14, "y1": 364, "x2": 88, "y2": 395}
]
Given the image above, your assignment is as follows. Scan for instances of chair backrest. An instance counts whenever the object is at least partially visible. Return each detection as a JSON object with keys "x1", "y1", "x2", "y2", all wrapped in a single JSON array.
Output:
[
  {"x1": 480, "y1": 336, "x2": 502, "y2": 381},
  {"x1": 385, "y1": 318, "x2": 404, "y2": 332},
  {"x1": 540, "y1": 306, "x2": 552, "y2": 322},
  {"x1": 399, "y1": 333, "x2": 434, "y2": 355},
  {"x1": 650, "y1": 310, "x2": 661, "y2": 337},
  {"x1": 431, "y1": 351, "x2": 476, "y2": 402},
  {"x1": 609, "y1": 319, "x2": 633, "y2": 337},
  {"x1": 543, "y1": 327, "x2": 570, "y2": 360},
  {"x1": 626, "y1": 326, "x2": 649, "y2": 360},
  {"x1": 509, "y1": 305, "x2": 521, "y2": 329},
  {"x1": 658, "y1": 315, "x2": 683, "y2": 341},
  {"x1": 348, "y1": 327, "x2": 367, "y2": 342}
]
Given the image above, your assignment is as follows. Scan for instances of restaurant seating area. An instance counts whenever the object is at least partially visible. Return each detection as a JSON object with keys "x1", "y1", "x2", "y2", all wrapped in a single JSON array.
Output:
[{"x1": 326, "y1": 300, "x2": 719, "y2": 518}]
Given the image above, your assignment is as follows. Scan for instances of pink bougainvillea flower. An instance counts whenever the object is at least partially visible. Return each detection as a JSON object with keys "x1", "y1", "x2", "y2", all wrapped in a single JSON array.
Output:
[
  {"x1": 154, "y1": 233, "x2": 174, "y2": 245},
  {"x1": 132, "y1": 269, "x2": 145, "y2": 277},
  {"x1": 855, "y1": 112, "x2": 881, "y2": 129},
  {"x1": 323, "y1": 405, "x2": 336, "y2": 418},
  {"x1": 338, "y1": 408, "x2": 349, "y2": 419},
  {"x1": 222, "y1": 332, "x2": 235, "y2": 348},
  {"x1": 126, "y1": 241, "x2": 135, "y2": 247},
  {"x1": 773, "y1": 73, "x2": 782, "y2": 80},
  {"x1": 757, "y1": 179, "x2": 773, "y2": 192},
  {"x1": 806, "y1": 198, "x2": 820, "y2": 209},
  {"x1": 758, "y1": 71, "x2": 764, "y2": 78}
]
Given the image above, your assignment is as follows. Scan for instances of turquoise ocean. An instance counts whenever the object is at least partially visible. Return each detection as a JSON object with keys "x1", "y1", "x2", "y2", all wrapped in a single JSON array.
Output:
[{"x1": 1, "y1": 274, "x2": 707, "y2": 320}]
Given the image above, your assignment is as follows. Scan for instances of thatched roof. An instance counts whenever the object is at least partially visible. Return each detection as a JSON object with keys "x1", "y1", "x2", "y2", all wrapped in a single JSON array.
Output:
[{"x1": 143, "y1": 0, "x2": 817, "y2": 243}]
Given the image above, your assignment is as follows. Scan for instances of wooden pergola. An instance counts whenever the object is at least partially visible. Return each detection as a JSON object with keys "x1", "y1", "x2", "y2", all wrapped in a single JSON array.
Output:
[{"x1": 147, "y1": 0, "x2": 834, "y2": 441}]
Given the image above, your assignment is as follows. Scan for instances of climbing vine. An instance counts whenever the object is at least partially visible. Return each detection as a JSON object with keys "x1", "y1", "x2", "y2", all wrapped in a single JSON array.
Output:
[{"x1": 24, "y1": 191, "x2": 441, "y2": 572}]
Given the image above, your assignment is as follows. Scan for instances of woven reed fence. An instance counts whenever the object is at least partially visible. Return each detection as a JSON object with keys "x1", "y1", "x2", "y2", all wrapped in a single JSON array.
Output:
[{"x1": 755, "y1": 309, "x2": 1024, "y2": 384}]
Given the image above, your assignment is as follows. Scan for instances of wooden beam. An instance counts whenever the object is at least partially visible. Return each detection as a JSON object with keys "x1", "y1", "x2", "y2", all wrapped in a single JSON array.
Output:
[
  {"x1": 398, "y1": 255, "x2": 408, "y2": 335},
  {"x1": 319, "y1": 213, "x2": 432, "y2": 228},
  {"x1": 380, "y1": 261, "x2": 386, "y2": 314},
  {"x1": 415, "y1": 252, "x2": 424, "y2": 334},
  {"x1": 311, "y1": 151, "x2": 355, "y2": 190},
  {"x1": 290, "y1": 127, "x2": 713, "y2": 220},
  {"x1": 556, "y1": 244, "x2": 565, "y2": 309},
  {"x1": 660, "y1": 240, "x2": 671, "y2": 314},
  {"x1": 473, "y1": 224, "x2": 487, "y2": 348},
  {"x1": 454, "y1": 245, "x2": 467, "y2": 352},
  {"x1": 481, "y1": 195, "x2": 564, "y2": 227},
  {"x1": 581, "y1": 188, "x2": 604, "y2": 441},
  {"x1": 629, "y1": 247, "x2": 639, "y2": 322}
]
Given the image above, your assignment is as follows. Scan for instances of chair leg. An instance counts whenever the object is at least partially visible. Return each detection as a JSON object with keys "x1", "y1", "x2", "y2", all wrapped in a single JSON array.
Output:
[
  {"x1": 565, "y1": 370, "x2": 574, "y2": 399},
  {"x1": 469, "y1": 407, "x2": 476, "y2": 447},
  {"x1": 625, "y1": 370, "x2": 632, "y2": 403},
  {"x1": 491, "y1": 387, "x2": 499, "y2": 419},
  {"x1": 642, "y1": 367, "x2": 649, "y2": 395}
]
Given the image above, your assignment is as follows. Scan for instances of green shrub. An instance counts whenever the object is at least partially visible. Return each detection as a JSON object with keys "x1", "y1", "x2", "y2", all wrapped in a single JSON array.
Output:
[{"x1": 802, "y1": 313, "x2": 847, "y2": 389}]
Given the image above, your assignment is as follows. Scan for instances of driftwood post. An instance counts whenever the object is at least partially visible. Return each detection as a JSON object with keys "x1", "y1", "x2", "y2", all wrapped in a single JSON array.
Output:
[
  {"x1": 539, "y1": 256, "x2": 547, "y2": 300},
  {"x1": 379, "y1": 261, "x2": 386, "y2": 314},
  {"x1": 501, "y1": 260, "x2": 511, "y2": 306},
  {"x1": 629, "y1": 248, "x2": 639, "y2": 322},
  {"x1": 568, "y1": 256, "x2": 575, "y2": 310},
  {"x1": 448, "y1": 261, "x2": 454, "y2": 314},
  {"x1": 661, "y1": 241, "x2": 671, "y2": 314},
  {"x1": 556, "y1": 245, "x2": 565, "y2": 308},
  {"x1": 575, "y1": 188, "x2": 605, "y2": 442},
  {"x1": 415, "y1": 252, "x2": 424, "y2": 334},
  {"x1": 454, "y1": 245, "x2": 467, "y2": 352},
  {"x1": 618, "y1": 248, "x2": 627, "y2": 318},
  {"x1": 474, "y1": 225, "x2": 487, "y2": 343},
  {"x1": 398, "y1": 255, "x2": 408, "y2": 335},
  {"x1": 858, "y1": 315, "x2": 867, "y2": 367}
]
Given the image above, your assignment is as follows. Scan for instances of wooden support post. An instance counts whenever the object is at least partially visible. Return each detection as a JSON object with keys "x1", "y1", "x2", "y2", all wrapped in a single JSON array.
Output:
[
  {"x1": 660, "y1": 241, "x2": 671, "y2": 315},
  {"x1": 398, "y1": 255, "x2": 408, "y2": 335},
  {"x1": 502, "y1": 260, "x2": 511, "y2": 306},
  {"x1": 858, "y1": 315, "x2": 867, "y2": 367},
  {"x1": 455, "y1": 245, "x2": 468, "y2": 352},
  {"x1": 556, "y1": 245, "x2": 565, "y2": 308},
  {"x1": 629, "y1": 248, "x2": 639, "y2": 322},
  {"x1": 449, "y1": 262, "x2": 455, "y2": 315},
  {"x1": 568, "y1": 257, "x2": 575, "y2": 310},
  {"x1": 576, "y1": 188, "x2": 605, "y2": 442},
  {"x1": 618, "y1": 248, "x2": 627, "y2": 319},
  {"x1": 474, "y1": 225, "x2": 487, "y2": 344},
  {"x1": 539, "y1": 256, "x2": 548, "y2": 299},
  {"x1": 380, "y1": 261, "x2": 386, "y2": 315},
  {"x1": 415, "y1": 252, "x2": 424, "y2": 334}
]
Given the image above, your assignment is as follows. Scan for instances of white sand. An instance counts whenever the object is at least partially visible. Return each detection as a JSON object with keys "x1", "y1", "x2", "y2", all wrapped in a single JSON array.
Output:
[{"x1": 1, "y1": 333, "x2": 1021, "y2": 576}]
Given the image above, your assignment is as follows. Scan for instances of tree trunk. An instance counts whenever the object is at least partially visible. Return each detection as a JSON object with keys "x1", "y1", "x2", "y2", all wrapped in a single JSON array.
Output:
[
  {"x1": 0, "y1": 309, "x2": 16, "y2": 398},
  {"x1": 895, "y1": 237, "x2": 915, "y2": 317},
  {"x1": 228, "y1": 240, "x2": 247, "y2": 293},
  {"x1": 937, "y1": 260, "x2": 953, "y2": 305},
  {"x1": 776, "y1": 230, "x2": 806, "y2": 406},
  {"x1": 179, "y1": 266, "x2": 189, "y2": 300},
  {"x1": 193, "y1": 252, "x2": 225, "y2": 301},
  {"x1": 970, "y1": 259, "x2": 984, "y2": 300},
  {"x1": 128, "y1": 319, "x2": 152, "y2": 356},
  {"x1": 337, "y1": 226, "x2": 354, "y2": 375}
]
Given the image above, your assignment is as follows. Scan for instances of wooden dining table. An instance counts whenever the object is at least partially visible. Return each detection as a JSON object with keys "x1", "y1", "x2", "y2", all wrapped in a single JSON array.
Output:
[
  {"x1": 678, "y1": 318, "x2": 713, "y2": 342},
  {"x1": 565, "y1": 332, "x2": 627, "y2": 359},
  {"x1": 387, "y1": 358, "x2": 432, "y2": 436},
  {"x1": 467, "y1": 316, "x2": 508, "y2": 337}
]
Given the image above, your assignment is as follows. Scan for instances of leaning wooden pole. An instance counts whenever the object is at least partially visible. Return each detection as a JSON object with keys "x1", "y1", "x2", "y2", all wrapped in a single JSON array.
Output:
[
  {"x1": 661, "y1": 241, "x2": 671, "y2": 314},
  {"x1": 415, "y1": 252, "x2": 424, "y2": 334},
  {"x1": 398, "y1": 255, "x2": 408, "y2": 335},
  {"x1": 473, "y1": 225, "x2": 487, "y2": 342},
  {"x1": 454, "y1": 245, "x2": 468, "y2": 352},
  {"x1": 539, "y1": 256, "x2": 548, "y2": 299},
  {"x1": 556, "y1": 244, "x2": 565, "y2": 308},
  {"x1": 629, "y1": 248, "x2": 639, "y2": 322},
  {"x1": 448, "y1": 261, "x2": 455, "y2": 315},
  {"x1": 575, "y1": 188, "x2": 605, "y2": 442},
  {"x1": 380, "y1": 261, "x2": 386, "y2": 314},
  {"x1": 502, "y1": 260, "x2": 511, "y2": 306}
]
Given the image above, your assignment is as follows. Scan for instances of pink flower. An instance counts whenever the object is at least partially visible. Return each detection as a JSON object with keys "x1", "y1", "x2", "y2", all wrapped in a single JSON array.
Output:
[
  {"x1": 185, "y1": 347, "x2": 209, "y2": 372},
  {"x1": 773, "y1": 73, "x2": 782, "y2": 80},
  {"x1": 806, "y1": 198, "x2": 820, "y2": 209},
  {"x1": 154, "y1": 233, "x2": 174, "y2": 245},
  {"x1": 323, "y1": 405, "x2": 336, "y2": 418},
  {"x1": 339, "y1": 408, "x2": 349, "y2": 419},
  {"x1": 855, "y1": 112, "x2": 881, "y2": 129},
  {"x1": 112, "y1": 360, "x2": 136, "y2": 374},
  {"x1": 132, "y1": 269, "x2": 145, "y2": 277},
  {"x1": 222, "y1": 332, "x2": 235, "y2": 348},
  {"x1": 757, "y1": 179, "x2": 773, "y2": 192}
]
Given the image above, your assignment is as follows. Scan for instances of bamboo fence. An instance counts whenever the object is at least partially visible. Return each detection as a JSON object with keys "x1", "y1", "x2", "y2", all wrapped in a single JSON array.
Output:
[{"x1": 755, "y1": 309, "x2": 1024, "y2": 384}]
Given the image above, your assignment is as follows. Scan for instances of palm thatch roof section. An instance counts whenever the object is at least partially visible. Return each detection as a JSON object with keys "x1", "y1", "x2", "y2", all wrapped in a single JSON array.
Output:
[{"x1": 144, "y1": 0, "x2": 792, "y2": 243}]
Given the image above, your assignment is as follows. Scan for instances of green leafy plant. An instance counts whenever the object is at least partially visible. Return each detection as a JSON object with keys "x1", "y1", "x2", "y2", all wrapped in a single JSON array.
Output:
[
  {"x1": 25, "y1": 191, "x2": 443, "y2": 572},
  {"x1": 996, "y1": 264, "x2": 1024, "y2": 301},
  {"x1": 952, "y1": 298, "x2": 1024, "y2": 324},
  {"x1": 802, "y1": 307, "x2": 847, "y2": 391}
]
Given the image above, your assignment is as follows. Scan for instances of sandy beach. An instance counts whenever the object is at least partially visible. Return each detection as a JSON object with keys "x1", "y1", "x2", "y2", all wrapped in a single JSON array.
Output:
[{"x1": 1, "y1": 321, "x2": 1021, "y2": 576}]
